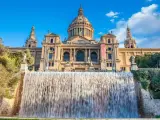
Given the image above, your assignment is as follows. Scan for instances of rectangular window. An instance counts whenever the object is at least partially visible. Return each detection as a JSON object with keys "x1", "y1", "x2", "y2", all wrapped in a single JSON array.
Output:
[
  {"x1": 108, "y1": 47, "x2": 112, "y2": 51},
  {"x1": 49, "y1": 62, "x2": 51, "y2": 66},
  {"x1": 108, "y1": 54, "x2": 112, "y2": 60},
  {"x1": 108, "y1": 39, "x2": 111, "y2": 43},
  {"x1": 121, "y1": 67, "x2": 126, "y2": 71},
  {"x1": 110, "y1": 63, "x2": 112, "y2": 67},
  {"x1": 49, "y1": 53, "x2": 53, "y2": 60},
  {"x1": 107, "y1": 63, "x2": 109, "y2": 67},
  {"x1": 52, "y1": 62, "x2": 54, "y2": 66},
  {"x1": 50, "y1": 47, "x2": 55, "y2": 51},
  {"x1": 51, "y1": 39, "x2": 54, "y2": 43}
]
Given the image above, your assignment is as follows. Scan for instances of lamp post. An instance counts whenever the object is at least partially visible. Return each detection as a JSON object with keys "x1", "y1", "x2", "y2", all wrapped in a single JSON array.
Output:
[
  {"x1": 112, "y1": 43, "x2": 116, "y2": 72},
  {"x1": 45, "y1": 48, "x2": 49, "y2": 71}
]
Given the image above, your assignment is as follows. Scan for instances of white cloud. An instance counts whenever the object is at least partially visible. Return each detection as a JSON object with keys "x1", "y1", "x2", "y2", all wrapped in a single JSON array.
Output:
[
  {"x1": 146, "y1": 0, "x2": 153, "y2": 2},
  {"x1": 111, "y1": 4, "x2": 160, "y2": 48},
  {"x1": 98, "y1": 32, "x2": 103, "y2": 35},
  {"x1": 106, "y1": 11, "x2": 119, "y2": 18},
  {"x1": 110, "y1": 19, "x2": 115, "y2": 23}
]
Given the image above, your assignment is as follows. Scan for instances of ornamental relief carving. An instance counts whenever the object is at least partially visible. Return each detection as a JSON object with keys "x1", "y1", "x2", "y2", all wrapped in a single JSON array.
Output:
[{"x1": 72, "y1": 40, "x2": 91, "y2": 44}]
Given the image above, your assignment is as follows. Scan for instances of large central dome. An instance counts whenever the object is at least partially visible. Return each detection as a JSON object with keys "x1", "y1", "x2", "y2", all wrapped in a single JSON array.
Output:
[{"x1": 68, "y1": 6, "x2": 94, "y2": 40}]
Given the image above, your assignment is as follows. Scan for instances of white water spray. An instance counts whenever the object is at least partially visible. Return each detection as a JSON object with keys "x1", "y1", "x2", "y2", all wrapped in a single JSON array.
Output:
[{"x1": 19, "y1": 72, "x2": 138, "y2": 118}]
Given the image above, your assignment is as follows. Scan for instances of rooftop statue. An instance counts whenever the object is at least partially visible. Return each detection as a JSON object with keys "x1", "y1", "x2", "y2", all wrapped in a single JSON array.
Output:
[{"x1": 130, "y1": 56, "x2": 135, "y2": 64}]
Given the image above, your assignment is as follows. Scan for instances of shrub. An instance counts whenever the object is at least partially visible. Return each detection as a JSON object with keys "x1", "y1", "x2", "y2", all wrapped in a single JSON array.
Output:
[
  {"x1": 132, "y1": 70, "x2": 149, "y2": 81},
  {"x1": 155, "y1": 115, "x2": 160, "y2": 118},
  {"x1": 152, "y1": 91, "x2": 160, "y2": 99},
  {"x1": 151, "y1": 73, "x2": 160, "y2": 91},
  {"x1": 141, "y1": 80, "x2": 150, "y2": 90},
  {"x1": 132, "y1": 69, "x2": 160, "y2": 98}
]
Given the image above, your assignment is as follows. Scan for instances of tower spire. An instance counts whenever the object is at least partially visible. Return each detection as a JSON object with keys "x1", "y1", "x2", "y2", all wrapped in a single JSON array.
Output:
[
  {"x1": 25, "y1": 26, "x2": 37, "y2": 48},
  {"x1": 29, "y1": 26, "x2": 36, "y2": 41},
  {"x1": 78, "y1": 4, "x2": 84, "y2": 16},
  {"x1": 124, "y1": 25, "x2": 137, "y2": 48},
  {"x1": 126, "y1": 25, "x2": 132, "y2": 40}
]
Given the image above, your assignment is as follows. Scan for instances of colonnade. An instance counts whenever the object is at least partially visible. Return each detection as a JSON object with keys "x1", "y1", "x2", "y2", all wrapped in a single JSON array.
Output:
[
  {"x1": 60, "y1": 48, "x2": 100, "y2": 62},
  {"x1": 69, "y1": 28, "x2": 93, "y2": 38}
]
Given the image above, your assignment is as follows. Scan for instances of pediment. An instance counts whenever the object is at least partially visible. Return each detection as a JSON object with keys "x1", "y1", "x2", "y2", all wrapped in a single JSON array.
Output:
[
  {"x1": 72, "y1": 39, "x2": 91, "y2": 44},
  {"x1": 67, "y1": 36, "x2": 94, "y2": 44}
]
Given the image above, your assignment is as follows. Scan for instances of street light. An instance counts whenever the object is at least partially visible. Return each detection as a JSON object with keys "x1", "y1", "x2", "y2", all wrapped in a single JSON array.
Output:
[
  {"x1": 112, "y1": 42, "x2": 116, "y2": 72},
  {"x1": 45, "y1": 48, "x2": 49, "y2": 71}
]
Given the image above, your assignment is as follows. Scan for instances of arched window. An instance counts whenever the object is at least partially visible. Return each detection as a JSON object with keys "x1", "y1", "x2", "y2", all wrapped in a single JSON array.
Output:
[
  {"x1": 49, "y1": 53, "x2": 53, "y2": 60},
  {"x1": 28, "y1": 44, "x2": 31, "y2": 48},
  {"x1": 108, "y1": 54, "x2": 112, "y2": 60},
  {"x1": 76, "y1": 50, "x2": 85, "y2": 61},
  {"x1": 91, "y1": 52, "x2": 98, "y2": 62},
  {"x1": 51, "y1": 39, "x2": 53, "y2": 43},
  {"x1": 131, "y1": 45, "x2": 133, "y2": 48},
  {"x1": 63, "y1": 52, "x2": 70, "y2": 61},
  {"x1": 108, "y1": 39, "x2": 111, "y2": 44}
]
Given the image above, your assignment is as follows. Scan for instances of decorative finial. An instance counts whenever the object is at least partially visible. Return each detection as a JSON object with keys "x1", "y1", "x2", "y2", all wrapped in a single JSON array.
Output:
[
  {"x1": 80, "y1": 4, "x2": 82, "y2": 9},
  {"x1": 126, "y1": 24, "x2": 132, "y2": 39},
  {"x1": 29, "y1": 26, "x2": 36, "y2": 40},
  {"x1": 32, "y1": 25, "x2": 35, "y2": 30},
  {"x1": 78, "y1": 5, "x2": 83, "y2": 16},
  {"x1": 127, "y1": 24, "x2": 130, "y2": 30}
]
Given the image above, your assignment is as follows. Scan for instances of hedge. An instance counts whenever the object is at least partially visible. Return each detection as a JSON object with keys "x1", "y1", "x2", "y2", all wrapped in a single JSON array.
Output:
[{"x1": 132, "y1": 69, "x2": 160, "y2": 99}]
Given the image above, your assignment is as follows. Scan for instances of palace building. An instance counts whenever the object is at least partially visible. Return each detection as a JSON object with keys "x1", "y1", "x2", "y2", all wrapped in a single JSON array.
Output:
[{"x1": 9, "y1": 6, "x2": 160, "y2": 72}]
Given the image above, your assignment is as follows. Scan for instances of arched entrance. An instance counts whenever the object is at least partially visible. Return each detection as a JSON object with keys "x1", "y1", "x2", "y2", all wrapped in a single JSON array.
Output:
[
  {"x1": 76, "y1": 50, "x2": 85, "y2": 61},
  {"x1": 91, "y1": 52, "x2": 98, "y2": 62},
  {"x1": 63, "y1": 52, "x2": 70, "y2": 61}
]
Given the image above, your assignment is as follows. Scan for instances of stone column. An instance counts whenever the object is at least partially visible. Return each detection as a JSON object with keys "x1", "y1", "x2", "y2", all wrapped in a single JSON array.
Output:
[
  {"x1": 56, "y1": 46, "x2": 59, "y2": 60},
  {"x1": 125, "y1": 52, "x2": 127, "y2": 65},
  {"x1": 74, "y1": 48, "x2": 76, "y2": 61},
  {"x1": 98, "y1": 49, "x2": 100, "y2": 61},
  {"x1": 76, "y1": 28, "x2": 78, "y2": 35},
  {"x1": 116, "y1": 47, "x2": 119, "y2": 59},
  {"x1": 85, "y1": 49, "x2": 87, "y2": 62},
  {"x1": 89, "y1": 49, "x2": 91, "y2": 59},
  {"x1": 70, "y1": 48, "x2": 72, "y2": 61},
  {"x1": 61, "y1": 48, "x2": 63, "y2": 61},
  {"x1": 39, "y1": 46, "x2": 45, "y2": 71}
]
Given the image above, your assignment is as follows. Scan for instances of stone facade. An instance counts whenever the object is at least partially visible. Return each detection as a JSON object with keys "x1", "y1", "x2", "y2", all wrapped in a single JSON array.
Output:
[
  {"x1": 141, "y1": 89, "x2": 160, "y2": 116},
  {"x1": 9, "y1": 6, "x2": 160, "y2": 72}
]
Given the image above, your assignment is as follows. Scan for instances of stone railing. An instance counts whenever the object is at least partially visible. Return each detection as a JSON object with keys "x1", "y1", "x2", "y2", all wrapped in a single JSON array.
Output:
[{"x1": 139, "y1": 68, "x2": 160, "y2": 70}]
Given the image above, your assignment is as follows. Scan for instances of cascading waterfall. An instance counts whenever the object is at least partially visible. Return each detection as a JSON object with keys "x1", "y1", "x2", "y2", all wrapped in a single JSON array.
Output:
[{"x1": 19, "y1": 72, "x2": 139, "y2": 118}]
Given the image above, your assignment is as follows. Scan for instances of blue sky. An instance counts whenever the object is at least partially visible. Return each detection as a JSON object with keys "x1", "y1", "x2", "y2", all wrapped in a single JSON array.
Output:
[{"x1": 0, "y1": 0, "x2": 160, "y2": 48}]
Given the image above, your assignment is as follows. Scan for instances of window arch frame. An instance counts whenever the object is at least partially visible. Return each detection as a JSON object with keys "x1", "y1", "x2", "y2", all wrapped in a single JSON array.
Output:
[
  {"x1": 63, "y1": 52, "x2": 70, "y2": 62},
  {"x1": 76, "y1": 50, "x2": 85, "y2": 62},
  {"x1": 91, "y1": 51, "x2": 98, "y2": 62}
]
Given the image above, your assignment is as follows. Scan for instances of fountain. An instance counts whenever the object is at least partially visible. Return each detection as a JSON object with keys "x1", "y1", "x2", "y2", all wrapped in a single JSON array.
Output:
[{"x1": 19, "y1": 72, "x2": 139, "y2": 118}]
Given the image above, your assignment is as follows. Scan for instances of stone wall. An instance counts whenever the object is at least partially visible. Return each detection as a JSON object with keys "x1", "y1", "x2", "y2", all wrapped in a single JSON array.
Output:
[
  {"x1": 141, "y1": 89, "x2": 160, "y2": 116},
  {"x1": 0, "y1": 98, "x2": 13, "y2": 116}
]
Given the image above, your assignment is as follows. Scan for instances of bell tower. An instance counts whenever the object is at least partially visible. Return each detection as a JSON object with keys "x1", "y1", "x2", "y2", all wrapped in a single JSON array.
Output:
[
  {"x1": 25, "y1": 26, "x2": 37, "y2": 48},
  {"x1": 124, "y1": 26, "x2": 137, "y2": 48}
]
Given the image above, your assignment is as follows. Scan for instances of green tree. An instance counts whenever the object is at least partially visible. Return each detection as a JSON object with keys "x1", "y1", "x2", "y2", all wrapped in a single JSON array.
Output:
[
  {"x1": 0, "y1": 44, "x2": 34, "y2": 103},
  {"x1": 151, "y1": 72, "x2": 160, "y2": 91},
  {"x1": 135, "y1": 53, "x2": 160, "y2": 68},
  {"x1": 9, "y1": 51, "x2": 23, "y2": 69},
  {"x1": 25, "y1": 49, "x2": 34, "y2": 66}
]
